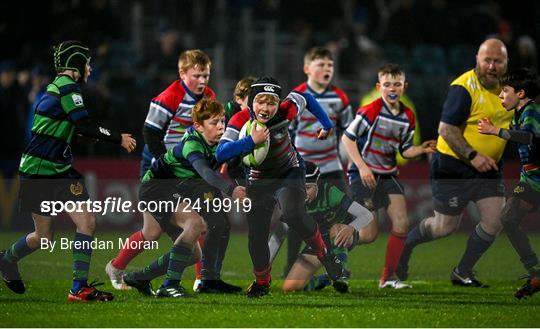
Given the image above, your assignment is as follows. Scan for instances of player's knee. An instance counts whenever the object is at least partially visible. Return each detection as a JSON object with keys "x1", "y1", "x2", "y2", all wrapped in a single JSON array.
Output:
[
  {"x1": 391, "y1": 218, "x2": 409, "y2": 235},
  {"x1": 191, "y1": 214, "x2": 207, "y2": 235},
  {"x1": 282, "y1": 279, "x2": 305, "y2": 292},
  {"x1": 77, "y1": 215, "x2": 96, "y2": 234},
  {"x1": 141, "y1": 227, "x2": 161, "y2": 241},
  {"x1": 359, "y1": 228, "x2": 378, "y2": 244}
]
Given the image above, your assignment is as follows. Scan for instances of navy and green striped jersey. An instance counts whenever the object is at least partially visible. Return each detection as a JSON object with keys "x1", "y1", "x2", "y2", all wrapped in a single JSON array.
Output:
[
  {"x1": 307, "y1": 182, "x2": 354, "y2": 230},
  {"x1": 19, "y1": 75, "x2": 89, "y2": 176},
  {"x1": 512, "y1": 102, "x2": 540, "y2": 191},
  {"x1": 142, "y1": 126, "x2": 218, "y2": 182}
]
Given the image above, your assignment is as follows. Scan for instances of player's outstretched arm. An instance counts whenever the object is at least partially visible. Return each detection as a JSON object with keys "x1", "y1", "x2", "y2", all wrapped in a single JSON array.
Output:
[
  {"x1": 401, "y1": 140, "x2": 436, "y2": 159},
  {"x1": 75, "y1": 118, "x2": 136, "y2": 152}
]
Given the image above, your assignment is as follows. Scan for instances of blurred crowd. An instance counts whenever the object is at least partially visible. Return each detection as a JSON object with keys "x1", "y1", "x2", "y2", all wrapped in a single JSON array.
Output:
[{"x1": 0, "y1": 0, "x2": 538, "y2": 160}]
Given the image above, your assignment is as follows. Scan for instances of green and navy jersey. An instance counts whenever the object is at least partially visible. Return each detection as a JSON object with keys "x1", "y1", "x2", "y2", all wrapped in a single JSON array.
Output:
[
  {"x1": 142, "y1": 126, "x2": 218, "y2": 182},
  {"x1": 19, "y1": 75, "x2": 88, "y2": 176},
  {"x1": 307, "y1": 182, "x2": 354, "y2": 230},
  {"x1": 511, "y1": 101, "x2": 540, "y2": 191}
]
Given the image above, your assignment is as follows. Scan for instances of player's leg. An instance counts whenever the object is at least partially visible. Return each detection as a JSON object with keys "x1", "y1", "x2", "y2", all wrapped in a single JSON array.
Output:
[
  {"x1": 452, "y1": 195, "x2": 504, "y2": 287},
  {"x1": 67, "y1": 210, "x2": 113, "y2": 302},
  {"x1": 122, "y1": 212, "x2": 177, "y2": 296},
  {"x1": 156, "y1": 204, "x2": 206, "y2": 298},
  {"x1": 245, "y1": 199, "x2": 274, "y2": 298},
  {"x1": 397, "y1": 154, "x2": 467, "y2": 281},
  {"x1": 357, "y1": 212, "x2": 379, "y2": 244},
  {"x1": 275, "y1": 184, "x2": 349, "y2": 293},
  {"x1": 106, "y1": 211, "x2": 162, "y2": 290},
  {"x1": 501, "y1": 196, "x2": 539, "y2": 276},
  {"x1": 107, "y1": 147, "x2": 163, "y2": 289},
  {"x1": 282, "y1": 253, "x2": 321, "y2": 292},
  {"x1": 379, "y1": 194, "x2": 411, "y2": 288},
  {"x1": 284, "y1": 227, "x2": 302, "y2": 278},
  {"x1": 196, "y1": 210, "x2": 241, "y2": 293},
  {"x1": 396, "y1": 211, "x2": 461, "y2": 281},
  {"x1": 0, "y1": 213, "x2": 53, "y2": 294},
  {"x1": 499, "y1": 185, "x2": 540, "y2": 299}
]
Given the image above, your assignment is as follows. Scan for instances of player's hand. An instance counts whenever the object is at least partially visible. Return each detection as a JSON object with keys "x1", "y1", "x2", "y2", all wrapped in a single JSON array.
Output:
[
  {"x1": 359, "y1": 165, "x2": 376, "y2": 189},
  {"x1": 477, "y1": 117, "x2": 499, "y2": 135},
  {"x1": 232, "y1": 185, "x2": 247, "y2": 201},
  {"x1": 121, "y1": 134, "x2": 136, "y2": 153},
  {"x1": 250, "y1": 124, "x2": 270, "y2": 145},
  {"x1": 332, "y1": 224, "x2": 356, "y2": 248},
  {"x1": 470, "y1": 152, "x2": 498, "y2": 172},
  {"x1": 421, "y1": 140, "x2": 437, "y2": 154},
  {"x1": 317, "y1": 128, "x2": 332, "y2": 140}
]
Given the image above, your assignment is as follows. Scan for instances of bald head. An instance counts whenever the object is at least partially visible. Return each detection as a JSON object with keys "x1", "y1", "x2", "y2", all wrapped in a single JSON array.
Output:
[{"x1": 476, "y1": 38, "x2": 508, "y2": 89}]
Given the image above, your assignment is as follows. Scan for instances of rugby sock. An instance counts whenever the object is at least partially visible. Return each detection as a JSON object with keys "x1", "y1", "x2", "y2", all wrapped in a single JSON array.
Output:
[
  {"x1": 304, "y1": 274, "x2": 330, "y2": 291},
  {"x1": 111, "y1": 231, "x2": 145, "y2": 270},
  {"x1": 2, "y1": 234, "x2": 35, "y2": 263},
  {"x1": 304, "y1": 228, "x2": 327, "y2": 259},
  {"x1": 162, "y1": 244, "x2": 192, "y2": 288},
  {"x1": 332, "y1": 243, "x2": 349, "y2": 271},
  {"x1": 398, "y1": 219, "x2": 433, "y2": 269},
  {"x1": 457, "y1": 224, "x2": 495, "y2": 275},
  {"x1": 213, "y1": 227, "x2": 231, "y2": 278},
  {"x1": 71, "y1": 232, "x2": 93, "y2": 292},
  {"x1": 254, "y1": 265, "x2": 271, "y2": 285},
  {"x1": 202, "y1": 219, "x2": 228, "y2": 280},
  {"x1": 382, "y1": 231, "x2": 407, "y2": 280},
  {"x1": 505, "y1": 225, "x2": 539, "y2": 274},
  {"x1": 135, "y1": 252, "x2": 170, "y2": 280},
  {"x1": 195, "y1": 234, "x2": 205, "y2": 279}
]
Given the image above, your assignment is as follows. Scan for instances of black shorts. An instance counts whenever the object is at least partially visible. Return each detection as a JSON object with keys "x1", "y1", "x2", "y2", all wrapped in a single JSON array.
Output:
[
  {"x1": 511, "y1": 181, "x2": 540, "y2": 212},
  {"x1": 138, "y1": 179, "x2": 182, "y2": 240},
  {"x1": 246, "y1": 166, "x2": 306, "y2": 208},
  {"x1": 138, "y1": 178, "x2": 221, "y2": 239},
  {"x1": 349, "y1": 172, "x2": 404, "y2": 211},
  {"x1": 430, "y1": 152, "x2": 505, "y2": 216},
  {"x1": 18, "y1": 168, "x2": 90, "y2": 216}
]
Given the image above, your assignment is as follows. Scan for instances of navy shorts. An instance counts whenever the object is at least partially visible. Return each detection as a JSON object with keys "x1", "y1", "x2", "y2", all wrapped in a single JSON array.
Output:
[
  {"x1": 511, "y1": 181, "x2": 540, "y2": 212},
  {"x1": 18, "y1": 168, "x2": 90, "y2": 216},
  {"x1": 349, "y1": 171, "x2": 404, "y2": 211},
  {"x1": 430, "y1": 152, "x2": 505, "y2": 216},
  {"x1": 138, "y1": 179, "x2": 182, "y2": 240}
]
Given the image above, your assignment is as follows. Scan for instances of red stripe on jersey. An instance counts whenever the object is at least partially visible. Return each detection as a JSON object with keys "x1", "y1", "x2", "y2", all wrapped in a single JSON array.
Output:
[
  {"x1": 372, "y1": 131, "x2": 400, "y2": 143},
  {"x1": 300, "y1": 115, "x2": 337, "y2": 122},
  {"x1": 172, "y1": 116, "x2": 193, "y2": 125},
  {"x1": 367, "y1": 163, "x2": 396, "y2": 172},
  {"x1": 296, "y1": 145, "x2": 336, "y2": 154},
  {"x1": 367, "y1": 148, "x2": 392, "y2": 156},
  {"x1": 298, "y1": 131, "x2": 318, "y2": 138},
  {"x1": 267, "y1": 144, "x2": 292, "y2": 160},
  {"x1": 306, "y1": 154, "x2": 338, "y2": 163}
]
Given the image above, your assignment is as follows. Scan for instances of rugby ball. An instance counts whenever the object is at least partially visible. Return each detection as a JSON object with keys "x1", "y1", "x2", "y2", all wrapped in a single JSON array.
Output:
[{"x1": 238, "y1": 120, "x2": 270, "y2": 167}]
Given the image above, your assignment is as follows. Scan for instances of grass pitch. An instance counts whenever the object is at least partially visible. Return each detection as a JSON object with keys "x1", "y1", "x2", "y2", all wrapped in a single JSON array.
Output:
[{"x1": 1, "y1": 231, "x2": 539, "y2": 327}]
